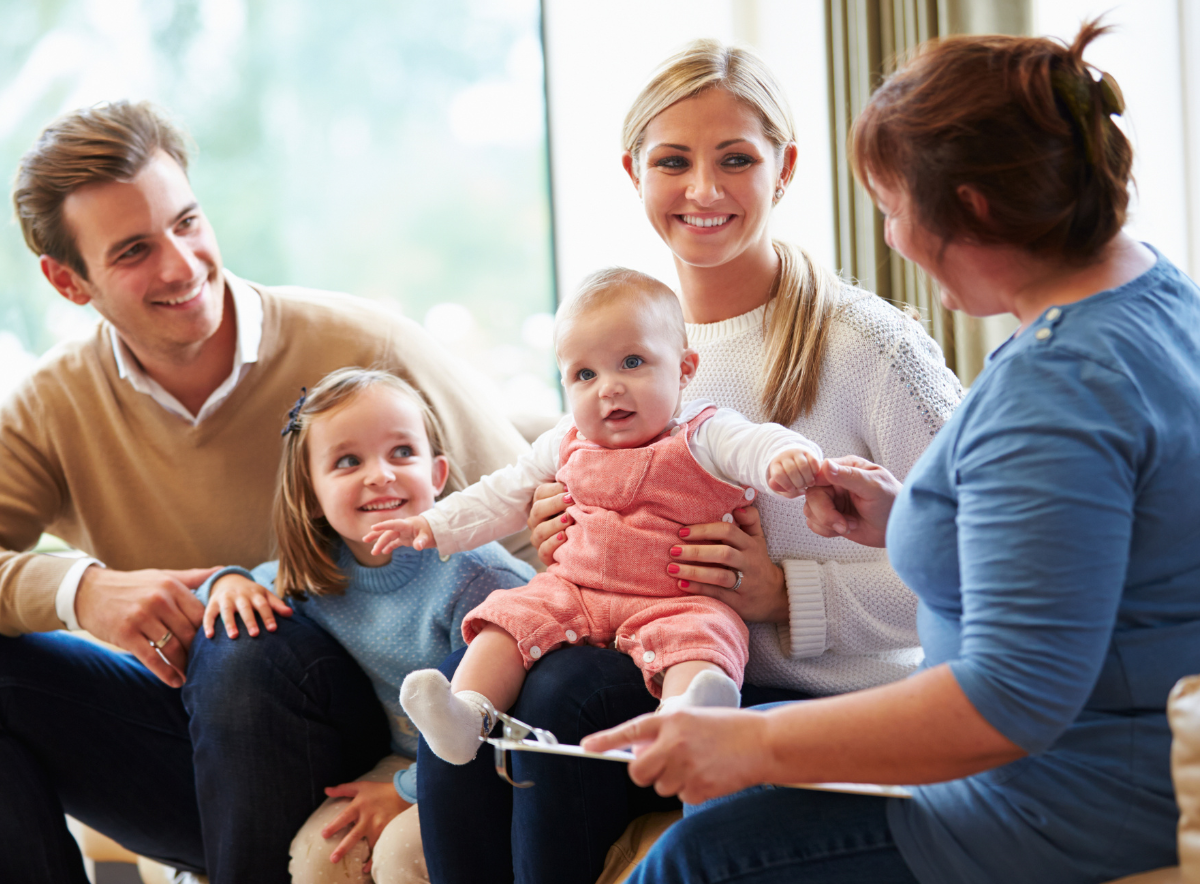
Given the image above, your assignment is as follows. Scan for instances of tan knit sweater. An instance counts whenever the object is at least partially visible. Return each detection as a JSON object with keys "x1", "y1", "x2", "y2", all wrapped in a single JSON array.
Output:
[{"x1": 0, "y1": 281, "x2": 534, "y2": 635}]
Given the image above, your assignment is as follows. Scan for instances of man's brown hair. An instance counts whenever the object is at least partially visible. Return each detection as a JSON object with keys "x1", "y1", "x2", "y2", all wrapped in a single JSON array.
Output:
[
  {"x1": 12, "y1": 100, "x2": 192, "y2": 279},
  {"x1": 851, "y1": 19, "x2": 1132, "y2": 265}
]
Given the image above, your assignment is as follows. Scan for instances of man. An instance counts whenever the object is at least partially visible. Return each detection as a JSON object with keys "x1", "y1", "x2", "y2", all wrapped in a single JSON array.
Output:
[{"x1": 0, "y1": 101, "x2": 532, "y2": 883}]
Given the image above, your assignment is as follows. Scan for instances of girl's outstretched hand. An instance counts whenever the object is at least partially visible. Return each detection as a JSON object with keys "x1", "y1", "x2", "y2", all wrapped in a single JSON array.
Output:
[
  {"x1": 803, "y1": 456, "x2": 902, "y2": 548},
  {"x1": 581, "y1": 707, "x2": 773, "y2": 805},
  {"x1": 364, "y1": 515, "x2": 436, "y2": 556},
  {"x1": 203, "y1": 573, "x2": 292, "y2": 639},
  {"x1": 321, "y1": 779, "x2": 411, "y2": 870}
]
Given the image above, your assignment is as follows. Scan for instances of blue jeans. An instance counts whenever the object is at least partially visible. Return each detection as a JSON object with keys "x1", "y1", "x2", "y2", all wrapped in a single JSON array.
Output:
[
  {"x1": 0, "y1": 612, "x2": 389, "y2": 884},
  {"x1": 631, "y1": 787, "x2": 919, "y2": 884},
  {"x1": 418, "y1": 644, "x2": 808, "y2": 884}
]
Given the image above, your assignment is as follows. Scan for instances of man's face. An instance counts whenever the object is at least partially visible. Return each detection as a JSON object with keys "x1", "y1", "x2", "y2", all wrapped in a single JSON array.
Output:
[{"x1": 57, "y1": 150, "x2": 225, "y2": 359}]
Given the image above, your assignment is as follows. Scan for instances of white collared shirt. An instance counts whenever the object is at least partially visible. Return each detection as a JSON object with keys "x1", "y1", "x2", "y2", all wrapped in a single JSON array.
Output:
[
  {"x1": 109, "y1": 270, "x2": 263, "y2": 425},
  {"x1": 56, "y1": 270, "x2": 263, "y2": 629}
]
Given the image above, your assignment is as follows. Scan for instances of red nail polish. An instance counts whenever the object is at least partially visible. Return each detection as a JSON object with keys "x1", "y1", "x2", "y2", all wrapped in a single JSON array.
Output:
[
  {"x1": 670, "y1": 546, "x2": 682, "y2": 556},
  {"x1": 561, "y1": 515, "x2": 570, "y2": 523},
  {"x1": 668, "y1": 564, "x2": 680, "y2": 574},
  {"x1": 678, "y1": 528, "x2": 690, "y2": 538},
  {"x1": 563, "y1": 494, "x2": 573, "y2": 504},
  {"x1": 680, "y1": 580, "x2": 690, "y2": 588},
  {"x1": 557, "y1": 532, "x2": 565, "y2": 541}
]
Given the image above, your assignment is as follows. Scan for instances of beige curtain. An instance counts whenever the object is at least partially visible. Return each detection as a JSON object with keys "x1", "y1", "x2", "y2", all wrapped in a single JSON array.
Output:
[{"x1": 826, "y1": 0, "x2": 1029, "y2": 384}]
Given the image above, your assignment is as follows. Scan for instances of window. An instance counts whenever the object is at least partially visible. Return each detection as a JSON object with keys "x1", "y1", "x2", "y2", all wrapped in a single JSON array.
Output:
[{"x1": 0, "y1": 0, "x2": 559, "y2": 414}]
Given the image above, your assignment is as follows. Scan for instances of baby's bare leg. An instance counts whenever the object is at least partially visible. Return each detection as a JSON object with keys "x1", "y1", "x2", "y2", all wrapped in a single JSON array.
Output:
[
  {"x1": 660, "y1": 660, "x2": 724, "y2": 700},
  {"x1": 450, "y1": 623, "x2": 527, "y2": 713},
  {"x1": 400, "y1": 624, "x2": 528, "y2": 766},
  {"x1": 658, "y1": 661, "x2": 741, "y2": 714}
]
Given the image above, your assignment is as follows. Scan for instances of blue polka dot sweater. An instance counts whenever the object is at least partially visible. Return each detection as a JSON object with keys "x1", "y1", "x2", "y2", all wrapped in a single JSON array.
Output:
[{"x1": 199, "y1": 542, "x2": 534, "y2": 801}]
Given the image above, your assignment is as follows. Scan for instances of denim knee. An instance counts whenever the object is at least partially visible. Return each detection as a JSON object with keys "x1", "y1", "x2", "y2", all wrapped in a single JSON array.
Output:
[{"x1": 512, "y1": 645, "x2": 653, "y2": 741}]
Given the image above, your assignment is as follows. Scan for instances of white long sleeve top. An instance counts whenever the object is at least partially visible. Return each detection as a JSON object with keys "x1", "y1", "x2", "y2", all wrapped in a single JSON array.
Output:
[
  {"x1": 683, "y1": 288, "x2": 964, "y2": 696},
  {"x1": 423, "y1": 399, "x2": 821, "y2": 557}
]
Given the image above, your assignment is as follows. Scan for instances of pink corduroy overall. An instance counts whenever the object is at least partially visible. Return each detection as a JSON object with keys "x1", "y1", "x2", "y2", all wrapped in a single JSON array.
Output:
[{"x1": 463, "y1": 406, "x2": 752, "y2": 695}]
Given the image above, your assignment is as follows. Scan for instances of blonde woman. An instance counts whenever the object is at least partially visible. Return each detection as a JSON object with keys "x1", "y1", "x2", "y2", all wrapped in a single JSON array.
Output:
[{"x1": 417, "y1": 41, "x2": 963, "y2": 884}]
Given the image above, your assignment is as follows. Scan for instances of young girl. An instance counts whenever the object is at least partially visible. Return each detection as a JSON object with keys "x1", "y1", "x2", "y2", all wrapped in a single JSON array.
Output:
[
  {"x1": 367, "y1": 269, "x2": 824, "y2": 766},
  {"x1": 198, "y1": 367, "x2": 534, "y2": 884}
]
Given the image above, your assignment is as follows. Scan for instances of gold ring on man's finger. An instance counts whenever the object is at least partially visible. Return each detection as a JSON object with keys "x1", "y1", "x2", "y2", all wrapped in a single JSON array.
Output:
[{"x1": 150, "y1": 631, "x2": 173, "y2": 650}]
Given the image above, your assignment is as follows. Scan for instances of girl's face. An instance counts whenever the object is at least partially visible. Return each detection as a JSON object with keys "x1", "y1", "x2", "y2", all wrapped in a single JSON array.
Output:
[
  {"x1": 307, "y1": 385, "x2": 449, "y2": 566},
  {"x1": 625, "y1": 88, "x2": 794, "y2": 271}
]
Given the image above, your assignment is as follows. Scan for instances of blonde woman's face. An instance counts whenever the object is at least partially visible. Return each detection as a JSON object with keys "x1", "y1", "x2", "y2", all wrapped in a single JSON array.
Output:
[
  {"x1": 630, "y1": 89, "x2": 786, "y2": 271},
  {"x1": 306, "y1": 385, "x2": 449, "y2": 566}
]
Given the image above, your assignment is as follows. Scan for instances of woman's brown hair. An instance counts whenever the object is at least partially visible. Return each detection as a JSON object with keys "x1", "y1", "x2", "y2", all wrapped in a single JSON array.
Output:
[
  {"x1": 851, "y1": 19, "x2": 1131, "y2": 264},
  {"x1": 273, "y1": 368, "x2": 464, "y2": 599},
  {"x1": 623, "y1": 39, "x2": 839, "y2": 425}
]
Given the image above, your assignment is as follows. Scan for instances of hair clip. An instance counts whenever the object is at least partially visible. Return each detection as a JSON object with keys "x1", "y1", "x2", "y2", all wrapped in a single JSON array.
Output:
[
  {"x1": 281, "y1": 387, "x2": 308, "y2": 436},
  {"x1": 1051, "y1": 67, "x2": 1123, "y2": 166},
  {"x1": 1099, "y1": 71, "x2": 1125, "y2": 116}
]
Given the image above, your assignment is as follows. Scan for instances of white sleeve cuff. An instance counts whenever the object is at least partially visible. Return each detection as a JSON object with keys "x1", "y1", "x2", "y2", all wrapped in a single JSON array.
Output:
[
  {"x1": 778, "y1": 559, "x2": 826, "y2": 658},
  {"x1": 56, "y1": 558, "x2": 104, "y2": 631}
]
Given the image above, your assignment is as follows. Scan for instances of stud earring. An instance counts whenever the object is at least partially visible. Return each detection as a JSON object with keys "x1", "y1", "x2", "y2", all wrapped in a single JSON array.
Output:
[{"x1": 774, "y1": 186, "x2": 785, "y2": 200}]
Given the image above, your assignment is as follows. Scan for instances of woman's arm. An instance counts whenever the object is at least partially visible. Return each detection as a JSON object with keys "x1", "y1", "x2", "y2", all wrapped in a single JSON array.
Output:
[{"x1": 583, "y1": 663, "x2": 1024, "y2": 804}]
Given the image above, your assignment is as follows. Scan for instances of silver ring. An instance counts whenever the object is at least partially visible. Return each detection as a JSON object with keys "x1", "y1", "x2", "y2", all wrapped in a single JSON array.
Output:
[
  {"x1": 151, "y1": 631, "x2": 173, "y2": 650},
  {"x1": 730, "y1": 570, "x2": 743, "y2": 591}
]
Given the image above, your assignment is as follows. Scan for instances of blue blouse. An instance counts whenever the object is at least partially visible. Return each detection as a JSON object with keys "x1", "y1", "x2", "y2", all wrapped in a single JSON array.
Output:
[{"x1": 886, "y1": 249, "x2": 1200, "y2": 884}]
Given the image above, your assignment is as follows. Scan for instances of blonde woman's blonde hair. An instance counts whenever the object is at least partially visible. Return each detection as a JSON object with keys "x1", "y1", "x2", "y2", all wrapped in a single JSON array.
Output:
[
  {"x1": 273, "y1": 367, "x2": 464, "y2": 598},
  {"x1": 623, "y1": 39, "x2": 839, "y2": 424}
]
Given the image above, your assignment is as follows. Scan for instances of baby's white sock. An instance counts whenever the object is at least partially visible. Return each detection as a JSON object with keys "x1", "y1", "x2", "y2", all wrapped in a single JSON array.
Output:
[
  {"x1": 658, "y1": 669, "x2": 741, "y2": 715},
  {"x1": 399, "y1": 669, "x2": 495, "y2": 765}
]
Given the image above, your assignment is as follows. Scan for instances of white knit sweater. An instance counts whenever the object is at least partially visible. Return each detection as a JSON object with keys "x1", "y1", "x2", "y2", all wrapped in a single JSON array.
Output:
[{"x1": 682, "y1": 286, "x2": 964, "y2": 695}]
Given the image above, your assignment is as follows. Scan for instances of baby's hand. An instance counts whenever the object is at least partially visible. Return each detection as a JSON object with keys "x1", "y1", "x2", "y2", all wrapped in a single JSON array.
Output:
[
  {"x1": 766, "y1": 448, "x2": 822, "y2": 498},
  {"x1": 203, "y1": 573, "x2": 293, "y2": 640},
  {"x1": 364, "y1": 515, "x2": 436, "y2": 556}
]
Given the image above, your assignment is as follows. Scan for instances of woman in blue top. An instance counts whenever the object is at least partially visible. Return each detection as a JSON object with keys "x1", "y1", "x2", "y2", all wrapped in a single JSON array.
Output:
[
  {"x1": 583, "y1": 20, "x2": 1200, "y2": 884},
  {"x1": 198, "y1": 367, "x2": 533, "y2": 883}
]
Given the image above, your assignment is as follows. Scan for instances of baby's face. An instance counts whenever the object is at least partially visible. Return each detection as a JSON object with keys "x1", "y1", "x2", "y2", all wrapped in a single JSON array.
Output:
[{"x1": 557, "y1": 300, "x2": 695, "y2": 449}]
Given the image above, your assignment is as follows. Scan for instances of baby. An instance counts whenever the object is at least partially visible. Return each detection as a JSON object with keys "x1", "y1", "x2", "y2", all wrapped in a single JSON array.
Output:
[{"x1": 367, "y1": 268, "x2": 823, "y2": 765}]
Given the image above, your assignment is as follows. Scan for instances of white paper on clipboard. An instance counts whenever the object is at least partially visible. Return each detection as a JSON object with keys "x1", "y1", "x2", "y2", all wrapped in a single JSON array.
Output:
[{"x1": 487, "y1": 737, "x2": 912, "y2": 798}]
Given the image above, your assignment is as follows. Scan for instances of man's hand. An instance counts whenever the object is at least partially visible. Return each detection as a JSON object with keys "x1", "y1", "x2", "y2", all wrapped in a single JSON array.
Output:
[
  {"x1": 321, "y1": 779, "x2": 411, "y2": 871},
  {"x1": 364, "y1": 515, "x2": 435, "y2": 557},
  {"x1": 203, "y1": 573, "x2": 292, "y2": 640},
  {"x1": 74, "y1": 565, "x2": 216, "y2": 687},
  {"x1": 766, "y1": 447, "x2": 821, "y2": 498}
]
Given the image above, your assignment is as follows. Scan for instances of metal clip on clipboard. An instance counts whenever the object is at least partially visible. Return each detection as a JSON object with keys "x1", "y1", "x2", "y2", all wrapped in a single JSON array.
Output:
[
  {"x1": 483, "y1": 711, "x2": 912, "y2": 797},
  {"x1": 486, "y1": 711, "x2": 635, "y2": 787}
]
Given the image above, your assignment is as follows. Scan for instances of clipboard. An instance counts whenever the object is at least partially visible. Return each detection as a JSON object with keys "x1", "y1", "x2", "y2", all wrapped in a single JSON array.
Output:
[{"x1": 485, "y1": 712, "x2": 912, "y2": 797}]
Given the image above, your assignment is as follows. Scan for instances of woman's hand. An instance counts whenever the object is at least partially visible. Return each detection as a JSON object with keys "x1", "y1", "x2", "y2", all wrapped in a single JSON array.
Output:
[
  {"x1": 803, "y1": 456, "x2": 903, "y2": 548},
  {"x1": 202, "y1": 574, "x2": 292, "y2": 639},
  {"x1": 669, "y1": 506, "x2": 789, "y2": 623},
  {"x1": 526, "y1": 482, "x2": 573, "y2": 567},
  {"x1": 321, "y1": 779, "x2": 411, "y2": 869},
  {"x1": 581, "y1": 708, "x2": 772, "y2": 805}
]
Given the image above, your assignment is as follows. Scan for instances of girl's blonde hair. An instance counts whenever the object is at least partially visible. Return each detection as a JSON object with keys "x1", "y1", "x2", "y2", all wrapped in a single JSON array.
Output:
[
  {"x1": 623, "y1": 39, "x2": 840, "y2": 424},
  {"x1": 273, "y1": 367, "x2": 464, "y2": 598}
]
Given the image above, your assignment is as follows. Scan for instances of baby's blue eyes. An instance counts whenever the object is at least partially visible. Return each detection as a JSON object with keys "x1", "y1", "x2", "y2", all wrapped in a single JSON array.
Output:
[
  {"x1": 393, "y1": 445, "x2": 414, "y2": 458},
  {"x1": 574, "y1": 357, "x2": 642, "y2": 381},
  {"x1": 335, "y1": 454, "x2": 359, "y2": 469}
]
